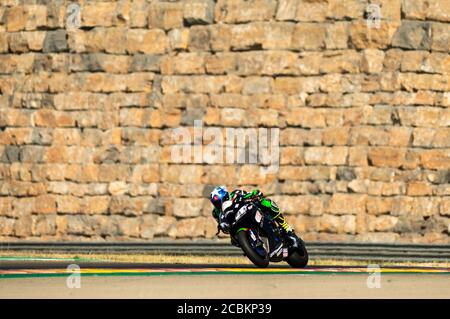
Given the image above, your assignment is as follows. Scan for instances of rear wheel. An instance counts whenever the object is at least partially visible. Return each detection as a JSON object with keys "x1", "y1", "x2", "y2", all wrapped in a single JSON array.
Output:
[
  {"x1": 286, "y1": 241, "x2": 309, "y2": 268},
  {"x1": 236, "y1": 230, "x2": 269, "y2": 268}
]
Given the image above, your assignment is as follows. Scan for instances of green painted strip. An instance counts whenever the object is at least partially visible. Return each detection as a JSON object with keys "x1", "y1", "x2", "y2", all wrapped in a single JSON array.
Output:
[{"x1": 1, "y1": 271, "x2": 450, "y2": 279}]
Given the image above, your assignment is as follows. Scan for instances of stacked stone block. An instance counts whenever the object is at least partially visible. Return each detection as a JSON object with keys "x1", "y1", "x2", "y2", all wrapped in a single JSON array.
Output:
[{"x1": 0, "y1": 0, "x2": 449, "y2": 243}]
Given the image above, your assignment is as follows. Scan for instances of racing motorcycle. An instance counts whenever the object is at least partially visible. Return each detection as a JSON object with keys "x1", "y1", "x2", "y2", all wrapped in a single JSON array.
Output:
[{"x1": 220, "y1": 201, "x2": 308, "y2": 268}]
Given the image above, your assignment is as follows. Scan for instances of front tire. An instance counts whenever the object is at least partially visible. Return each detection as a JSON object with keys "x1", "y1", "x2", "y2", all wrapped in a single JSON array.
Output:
[
  {"x1": 286, "y1": 242, "x2": 309, "y2": 268},
  {"x1": 237, "y1": 230, "x2": 269, "y2": 268}
]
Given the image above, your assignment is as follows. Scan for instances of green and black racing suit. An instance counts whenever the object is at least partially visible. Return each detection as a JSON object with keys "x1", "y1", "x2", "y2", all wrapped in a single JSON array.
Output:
[{"x1": 212, "y1": 189, "x2": 293, "y2": 236}]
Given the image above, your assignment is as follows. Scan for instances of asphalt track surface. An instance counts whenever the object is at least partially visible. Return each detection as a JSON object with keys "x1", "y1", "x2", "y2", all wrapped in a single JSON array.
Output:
[{"x1": 1, "y1": 259, "x2": 450, "y2": 298}]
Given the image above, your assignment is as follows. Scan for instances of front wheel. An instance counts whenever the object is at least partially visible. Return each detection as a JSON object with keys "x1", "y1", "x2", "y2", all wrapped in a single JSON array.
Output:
[
  {"x1": 286, "y1": 242, "x2": 309, "y2": 268},
  {"x1": 236, "y1": 230, "x2": 269, "y2": 268}
]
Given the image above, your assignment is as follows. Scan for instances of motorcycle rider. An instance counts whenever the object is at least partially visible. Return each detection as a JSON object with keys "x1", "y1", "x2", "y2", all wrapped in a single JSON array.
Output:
[{"x1": 209, "y1": 185, "x2": 300, "y2": 247}]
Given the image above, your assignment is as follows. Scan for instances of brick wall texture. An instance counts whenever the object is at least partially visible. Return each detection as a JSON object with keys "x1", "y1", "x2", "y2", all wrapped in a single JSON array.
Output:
[{"x1": 0, "y1": 0, "x2": 449, "y2": 243}]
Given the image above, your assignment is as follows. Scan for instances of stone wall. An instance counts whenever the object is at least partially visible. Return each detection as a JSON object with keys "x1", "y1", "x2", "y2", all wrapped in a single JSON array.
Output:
[{"x1": 0, "y1": 0, "x2": 449, "y2": 243}]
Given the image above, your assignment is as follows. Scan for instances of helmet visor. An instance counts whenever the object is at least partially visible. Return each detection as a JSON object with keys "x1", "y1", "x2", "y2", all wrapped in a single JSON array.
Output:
[{"x1": 210, "y1": 190, "x2": 229, "y2": 209}]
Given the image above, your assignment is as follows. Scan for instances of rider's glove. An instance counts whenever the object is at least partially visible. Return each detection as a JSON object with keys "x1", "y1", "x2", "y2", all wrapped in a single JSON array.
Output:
[
  {"x1": 253, "y1": 190, "x2": 263, "y2": 198},
  {"x1": 246, "y1": 189, "x2": 263, "y2": 202}
]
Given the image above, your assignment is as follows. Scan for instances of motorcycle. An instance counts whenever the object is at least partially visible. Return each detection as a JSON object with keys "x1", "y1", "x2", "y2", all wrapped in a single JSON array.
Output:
[{"x1": 220, "y1": 201, "x2": 308, "y2": 268}]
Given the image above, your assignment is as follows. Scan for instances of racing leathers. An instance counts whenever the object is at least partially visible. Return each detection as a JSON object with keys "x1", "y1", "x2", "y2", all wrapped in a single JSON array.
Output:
[{"x1": 212, "y1": 189, "x2": 296, "y2": 243}]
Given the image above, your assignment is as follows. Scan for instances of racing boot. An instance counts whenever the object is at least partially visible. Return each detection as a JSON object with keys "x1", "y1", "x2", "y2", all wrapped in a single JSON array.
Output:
[{"x1": 285, "y1": 230, "x2": 301, "y2": 249}]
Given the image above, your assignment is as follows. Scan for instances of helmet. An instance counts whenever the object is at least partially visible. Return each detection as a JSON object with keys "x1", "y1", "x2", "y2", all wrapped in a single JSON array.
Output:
[{"x1": 210, "y1": 186, "x2": 229, "y2": 209}]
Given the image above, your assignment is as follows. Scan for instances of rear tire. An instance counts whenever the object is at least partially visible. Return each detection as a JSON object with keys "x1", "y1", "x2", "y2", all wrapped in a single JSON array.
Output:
[
  {"x1": 237, "y1": 230, "x2": 269, "y2": 268},
  {"x1": 286, "y1": 242, "x2": 309, "y2": 268}
]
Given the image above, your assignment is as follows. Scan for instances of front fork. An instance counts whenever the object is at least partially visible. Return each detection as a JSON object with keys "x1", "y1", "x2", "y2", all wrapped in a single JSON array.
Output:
[
  {"x1": 252, "y1": 216, "x2": 282, "y2": 255},
  {"x1": 234, "y1": 214, "x2": 281, "y2": 255},
  {"x1": 236, "y1": 228, "x2": 265, "y2": 250}
]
